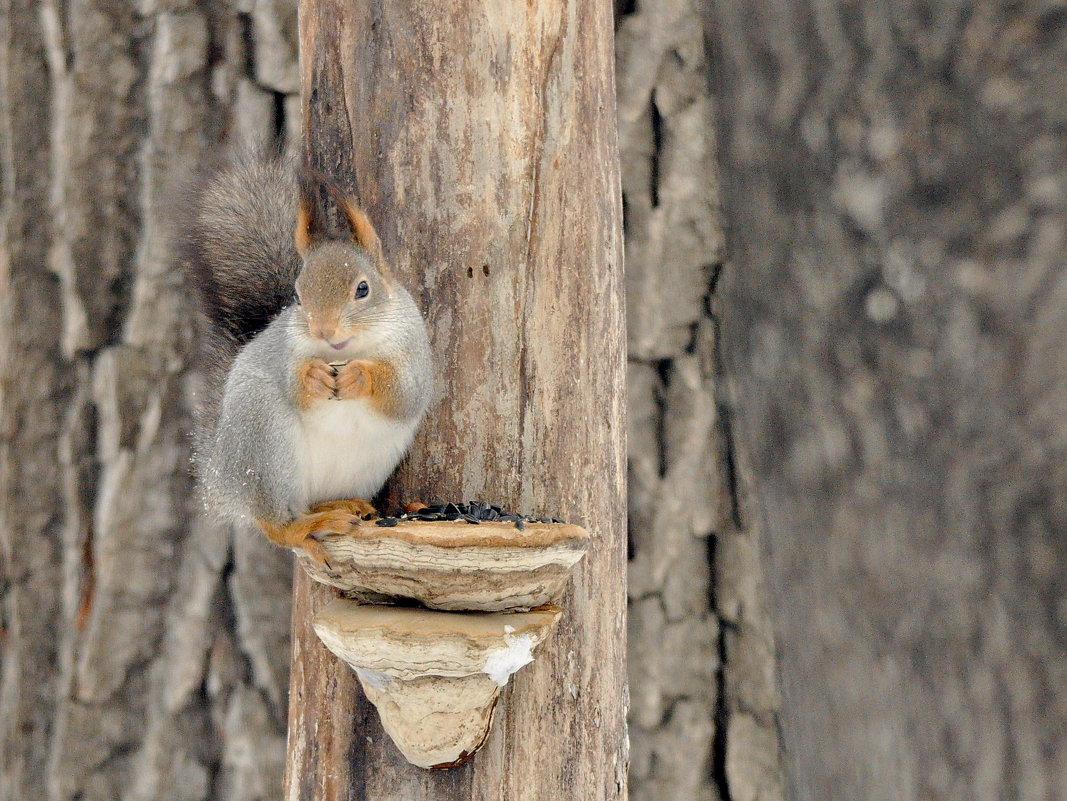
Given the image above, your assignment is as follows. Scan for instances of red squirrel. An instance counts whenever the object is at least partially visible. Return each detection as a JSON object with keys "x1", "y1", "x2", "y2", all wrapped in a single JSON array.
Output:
[{"x1": 180, "y1": 157, "x2": 433, "y2": 562}]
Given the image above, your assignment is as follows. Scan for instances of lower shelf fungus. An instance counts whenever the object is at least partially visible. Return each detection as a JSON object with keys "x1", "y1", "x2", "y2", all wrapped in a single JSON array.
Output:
[{"x1": 313, "y1": 601, "x2": 561, "y2": 768}]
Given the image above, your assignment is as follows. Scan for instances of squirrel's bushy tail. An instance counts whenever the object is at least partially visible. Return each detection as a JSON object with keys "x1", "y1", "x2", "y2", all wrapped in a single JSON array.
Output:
[
  {"x1": 178, "y1": 154, "x2": 300, "y2": 344},
  {"x1": 176, "y1": 153, "x2": 302, "y2": 496}
]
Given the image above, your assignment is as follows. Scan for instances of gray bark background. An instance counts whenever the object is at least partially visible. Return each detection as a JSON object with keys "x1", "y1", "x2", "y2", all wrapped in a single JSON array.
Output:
[
  {"x1": 2, "y1": 3, "x2": 297, "y2": 800},
  {"x1": 0, "y1": 1, "x2": 779, "y2": 799},
  {"x1": 705, "y1": 2, "x2": 1067, "y2": 800},
  {"x1": 617, "y1": 2, "x2": 783, "y2": 800}
]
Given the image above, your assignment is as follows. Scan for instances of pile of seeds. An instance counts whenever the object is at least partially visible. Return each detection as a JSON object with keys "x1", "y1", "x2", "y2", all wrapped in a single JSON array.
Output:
[{"x1": 375, "y1": 500, "x2": 564, "y2": 531}]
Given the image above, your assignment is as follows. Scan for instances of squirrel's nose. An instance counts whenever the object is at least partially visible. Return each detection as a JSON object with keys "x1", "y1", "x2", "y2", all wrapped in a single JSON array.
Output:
[{"x1": 309, "y1": 321, "x2": 338, "y2": 342}]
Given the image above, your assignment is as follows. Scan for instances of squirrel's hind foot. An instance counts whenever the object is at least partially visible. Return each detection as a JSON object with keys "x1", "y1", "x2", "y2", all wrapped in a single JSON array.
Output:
[
  {"x1": 255, "y1": 509, "x2": 362, "y2": 565},
  {"x1": 309, "y1": 497, "x2": 378, "y2": 519}
]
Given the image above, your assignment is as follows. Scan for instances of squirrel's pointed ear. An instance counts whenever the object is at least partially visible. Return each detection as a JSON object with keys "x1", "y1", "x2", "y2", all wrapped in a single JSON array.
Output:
[
  {"x1": 337, "y1": 197, "x2": 385, "y2": 264},
  {"x1": 295, "y1": 172, "x2": 325, "y2": 257}
]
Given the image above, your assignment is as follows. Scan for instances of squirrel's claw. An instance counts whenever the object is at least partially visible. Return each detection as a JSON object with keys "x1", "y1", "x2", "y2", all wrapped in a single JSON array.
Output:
[
  {"x1": 299, "y1": 536, "x2": 332, "y2": 567},
  {"x1": 334, "y1": 360, "x2": 370, "y2": 400}
]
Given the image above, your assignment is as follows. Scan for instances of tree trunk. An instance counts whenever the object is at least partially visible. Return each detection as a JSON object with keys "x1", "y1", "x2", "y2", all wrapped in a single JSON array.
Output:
[
  {"x1": 1, "y1": 3, "x2": 298, "y2": 799},
  {"x1": 615, "y1": 1, "x2": 784, "y2": 800},
  {"x1": 284, "y1": 1, "x2": 628, "y2": 800},
  {"x1": 706, "y1": 2, "x2": 1067, "y2": 800}
]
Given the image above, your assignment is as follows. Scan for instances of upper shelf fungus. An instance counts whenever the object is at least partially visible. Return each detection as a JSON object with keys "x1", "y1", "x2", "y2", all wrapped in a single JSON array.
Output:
[
  {"x1": 313, "y1": 600, "x2": 561, "y2": 768},
  {"x1": 297, "y1": 519, "x2": 590, "y2": 611}
]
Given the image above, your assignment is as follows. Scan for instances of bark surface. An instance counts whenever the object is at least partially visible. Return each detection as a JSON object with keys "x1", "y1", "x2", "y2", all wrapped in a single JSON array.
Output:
[
  {"x1": 0, "y1": 3, "x2": 296, "y2": 799},
  {"x1": 284, "y1": 1, "x2": 628, "y2": 799},
  {"x1": 705, "y1": 2, "x2": 1067, "y2": 800},
  {"x1": 616, "y1": 2, "x2": 783, "y2": 800},
  {"x1": 1, "y1": 2, "x2": 781, "y2": 799}
]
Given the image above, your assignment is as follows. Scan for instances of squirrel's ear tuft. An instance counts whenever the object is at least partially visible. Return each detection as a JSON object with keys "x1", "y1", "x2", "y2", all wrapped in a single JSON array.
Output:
[
  {"x1": 299, "y1": 169, "x2": 389, "y2": 270},
  {"x1": 317, "y1": 177, "x2": 385, "y2": 264},
  {"x1": 294, "y1": 196, "x2": 313, "y2": 257},
  {"x1": 337, "y1": 197, "x2": 384, "y2": 263}
]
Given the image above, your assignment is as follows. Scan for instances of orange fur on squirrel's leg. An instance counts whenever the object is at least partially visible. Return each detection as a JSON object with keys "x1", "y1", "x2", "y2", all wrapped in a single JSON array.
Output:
[
  {"x1": 296, "y1": 358, "x2": 337, "y2": 409},
  {"x1": 336, "y1": 359, "x2": 401, "y2": 416},
  {"x1": 255, "y1": 509, "x2": 360, "y2": 564},
  {"x1": 309, "y1": 498, "x2": 378, "y2": 519}
]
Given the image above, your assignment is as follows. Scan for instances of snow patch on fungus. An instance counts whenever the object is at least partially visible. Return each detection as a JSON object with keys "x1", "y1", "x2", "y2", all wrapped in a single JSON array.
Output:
[{"x1": 482, "y1": 632, "x2": 537, "y2": 686}]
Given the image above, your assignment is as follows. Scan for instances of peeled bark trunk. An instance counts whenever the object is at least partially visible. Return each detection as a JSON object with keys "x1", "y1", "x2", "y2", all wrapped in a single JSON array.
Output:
[
  {"x1": 284, "y1": 1, "x2": 628, "y2": 800},
  {"x1": 706, "y1": 2, "x2": 1067, "y2": 800}
]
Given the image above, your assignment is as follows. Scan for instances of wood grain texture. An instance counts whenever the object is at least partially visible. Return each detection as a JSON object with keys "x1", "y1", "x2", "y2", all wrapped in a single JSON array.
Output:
[
  {"x1": 285, "y1": 1, "x2": 628, "y2": 799},
  {"x1": 705, "y1": 2, "x2": 1067, "y2": 799}
]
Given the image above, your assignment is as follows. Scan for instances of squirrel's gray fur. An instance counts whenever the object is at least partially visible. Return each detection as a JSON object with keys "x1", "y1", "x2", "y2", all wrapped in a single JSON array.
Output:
[{"x1": 178, "y1": 154, "x2": 433, "y2": 529}]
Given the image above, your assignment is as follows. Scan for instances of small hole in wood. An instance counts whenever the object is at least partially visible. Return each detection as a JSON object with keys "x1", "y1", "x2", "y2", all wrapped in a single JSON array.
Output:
[
  {"x1": 482, "y1": 264, "x2": 490, "y2": 276},
  {"x1": 466, "y1": 266, "x2": 474, "y2": 278}
]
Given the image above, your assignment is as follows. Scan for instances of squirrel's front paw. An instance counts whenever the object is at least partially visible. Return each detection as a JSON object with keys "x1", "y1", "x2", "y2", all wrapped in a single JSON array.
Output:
[
  {"x1": 297, "y1": 358, "x2": 337, "y2": 408},
  {"x1": 335, "y1": 360, "x2": 371, "y2": 400}
]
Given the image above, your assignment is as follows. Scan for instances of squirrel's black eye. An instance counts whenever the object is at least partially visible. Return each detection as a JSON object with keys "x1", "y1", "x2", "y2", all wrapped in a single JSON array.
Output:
[{"x1": 355, "y1": 280, "x2": 370, "y2": 299}]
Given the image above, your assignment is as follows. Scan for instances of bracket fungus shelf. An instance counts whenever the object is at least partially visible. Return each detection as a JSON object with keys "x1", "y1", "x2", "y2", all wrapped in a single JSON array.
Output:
[
  {"x1": 298, "y1": 519, "x2": 590, "y2": 610},
  {"x1": 313, "y1": 602, "x2": 562, "y2": 768},
  {"x1": 298, "y1": 511, "x2": 589, "y2": 769}
]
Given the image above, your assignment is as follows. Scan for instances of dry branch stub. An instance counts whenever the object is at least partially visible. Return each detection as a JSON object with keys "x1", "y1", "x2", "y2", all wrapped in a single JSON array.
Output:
[
  {"x1": 313, "y1": 602, "x2": 562, "y2": 768},
  {"x1": 299, "y1": 504, "x2": 589, "y2": 768}
]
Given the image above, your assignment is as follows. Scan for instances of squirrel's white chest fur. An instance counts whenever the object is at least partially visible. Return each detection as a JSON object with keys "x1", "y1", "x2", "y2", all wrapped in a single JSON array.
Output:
[{"x1": 295, "y1": 398, "x2": 417, "y2": 507}]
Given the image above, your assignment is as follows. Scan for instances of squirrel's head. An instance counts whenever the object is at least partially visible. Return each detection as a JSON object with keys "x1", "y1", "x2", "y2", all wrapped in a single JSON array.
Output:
[{"x1": 291, "y1": 175, "x2": 395, "y2": 351}]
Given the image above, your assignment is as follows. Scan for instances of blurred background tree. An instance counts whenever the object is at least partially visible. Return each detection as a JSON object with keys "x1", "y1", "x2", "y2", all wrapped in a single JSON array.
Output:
[{"x1": 706, "y1": 2, "x2": 1066, "y2": 799}]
